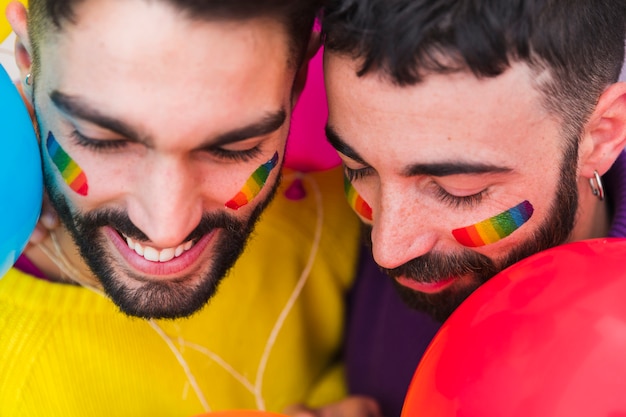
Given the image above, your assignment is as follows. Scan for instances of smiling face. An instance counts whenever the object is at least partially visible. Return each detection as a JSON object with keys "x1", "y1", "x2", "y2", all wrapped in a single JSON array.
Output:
[
  {"x1": 30, "y1": 0, "x2": 298, "y2": 318},
  {"x1": 325, "y1": 53, "x2": 584, "y2": 321}
]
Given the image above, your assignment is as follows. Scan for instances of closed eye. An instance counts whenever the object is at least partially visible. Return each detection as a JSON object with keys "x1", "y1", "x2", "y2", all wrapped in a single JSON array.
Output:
[
  {"x1": 344, "y1": 164, "x2": 374, "y2": 182},
  {"x1": 209, "y1": 145, "x2": 263, "y2": 162},
  {"x1": 72, "y1": 130, "x2": 129, "y2": 151},
  {"x1": 434, "y1": 185, "x2": 486, "y2": 208}
]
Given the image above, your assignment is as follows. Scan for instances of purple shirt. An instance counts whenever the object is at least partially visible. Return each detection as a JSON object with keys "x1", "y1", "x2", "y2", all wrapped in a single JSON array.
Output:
[
  {"x1": 345, "y1": 151, "x2": 626, "y2": 417},
  {"x1": 14, "y1": 253, "x2": 46, "y2": 279}
]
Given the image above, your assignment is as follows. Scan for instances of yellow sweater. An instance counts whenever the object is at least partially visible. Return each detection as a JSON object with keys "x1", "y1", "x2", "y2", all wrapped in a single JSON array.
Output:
[{"x1": 0, "y1": 168, "x2": 360, "y2": 417}]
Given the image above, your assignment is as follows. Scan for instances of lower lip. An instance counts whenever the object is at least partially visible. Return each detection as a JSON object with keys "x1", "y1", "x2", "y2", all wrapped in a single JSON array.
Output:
[
  {"x1": 395, "y1": 276, "x2": 456, "y2": 294},
  {"x1": 104, "y1": 226, "x2": 216, "y2": 278}
]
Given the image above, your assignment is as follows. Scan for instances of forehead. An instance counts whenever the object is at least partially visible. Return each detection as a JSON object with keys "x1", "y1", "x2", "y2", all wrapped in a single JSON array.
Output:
[
  {"x1": 36, "y1": 0, "x2": 295, "y2": 136},
  {"x1": 324, "y1": 52, "x2": 561, "y2": 167}
]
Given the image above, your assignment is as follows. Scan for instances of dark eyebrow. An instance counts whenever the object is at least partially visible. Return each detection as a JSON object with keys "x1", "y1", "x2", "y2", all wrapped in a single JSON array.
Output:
[
  {"x1": 50, "y1": 90, "x2": 287, "y2": 148},
  {"x1": 325, "y1": 124, "x2": 368, "y2": 165},
  {"x1": 325, "y1": 122, "x2": 512, "y2": 177},
  {"x1": 208, "y1": 109, "x2": 286, "y2": 148},
  {"x1": 404, "y1": 162, "x2": 512, "y2": 177},
  {"x1": 51, "y1": 90, "x2": 142, "y2": 141}
]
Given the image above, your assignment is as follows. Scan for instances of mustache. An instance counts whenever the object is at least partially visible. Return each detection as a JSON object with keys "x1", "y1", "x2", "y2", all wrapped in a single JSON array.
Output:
[
  {"x1": 362, "y1": 224, "x2": 497, "y2": 284},
  {"x1": 382, "y1": 250, "x2": 497, "y2": 284},
  {"x1": 74, "y1": 209, "x2": 243, "y2": 243}
]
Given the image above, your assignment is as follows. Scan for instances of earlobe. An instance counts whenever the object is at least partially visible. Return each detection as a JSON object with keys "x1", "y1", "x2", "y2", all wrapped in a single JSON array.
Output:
[{"x1": 578, "y1": 82, "x2": 626, "y2": 178}]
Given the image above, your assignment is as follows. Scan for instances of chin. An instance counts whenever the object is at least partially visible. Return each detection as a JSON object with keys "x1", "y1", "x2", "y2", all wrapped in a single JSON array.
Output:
[
  {"x1": 103, "y1": 268, "x2": 222, "y2": 319},
  {"x1": 392, "y1": 275, "x2": 483, "y2": 323}
]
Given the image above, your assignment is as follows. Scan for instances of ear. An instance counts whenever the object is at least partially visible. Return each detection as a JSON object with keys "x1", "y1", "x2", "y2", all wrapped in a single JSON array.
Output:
[
  {"x1": 291, "y1": 30, "x2": 321, "y2": 107},
  {"x1": 578, "y1": 82, "x2": 626, "y2": 179},
  {"x1": 6, "y1": 1, "x2": 33, "y2": 98}
]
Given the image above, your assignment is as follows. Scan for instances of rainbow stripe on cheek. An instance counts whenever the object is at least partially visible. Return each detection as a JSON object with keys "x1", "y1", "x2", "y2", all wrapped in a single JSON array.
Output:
[
  {"x1": 344, "y1": 176, "x2": 373, "y2": 221},
  {"x1": 225, "y1": 152, "x2": 279, "y2": 210},
  {"x1": 46, "y1": 132, "x2": 89, "y2": 196},
  {"x1": 452, "y1": 200, "x2": 534, "y2": 247}
]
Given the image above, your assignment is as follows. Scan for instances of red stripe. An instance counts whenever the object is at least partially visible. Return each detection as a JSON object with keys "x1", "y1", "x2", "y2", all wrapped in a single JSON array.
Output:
[
  {"x1": 70, "y1": 172, "x2": 88, "y2": 196},
  {"x1": 452, "y1": 225, "x2": 484, "y2": 247},
  {"x1": 225, "y1": 193, "x2": 248, "y2": 210}
]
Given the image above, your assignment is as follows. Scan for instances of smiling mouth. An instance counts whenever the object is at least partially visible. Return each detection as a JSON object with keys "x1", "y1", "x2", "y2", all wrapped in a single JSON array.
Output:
[{"x1": 123, "y1": 234, "x2": 195, "y2": 263}]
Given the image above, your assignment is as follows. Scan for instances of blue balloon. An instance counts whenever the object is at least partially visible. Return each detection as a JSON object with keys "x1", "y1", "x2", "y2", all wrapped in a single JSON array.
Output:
[{"x1": 0, "y1": 64, "x2": 43, "y2": 278}]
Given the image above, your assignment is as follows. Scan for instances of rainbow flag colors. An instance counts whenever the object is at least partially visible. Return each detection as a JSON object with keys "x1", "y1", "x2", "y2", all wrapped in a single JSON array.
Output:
[
  {"x1": 452, "y1": 200, "x2": 534, "y2": 247},
  {"x1": 344, "y1": 175, "x2": 373, "y2": 221},
  {"x1": 226, "y1": 152, "x2": 279, "y2": 210},
  {"x1": 46, "y1": 132, "x2": 89, "y2": 196}
]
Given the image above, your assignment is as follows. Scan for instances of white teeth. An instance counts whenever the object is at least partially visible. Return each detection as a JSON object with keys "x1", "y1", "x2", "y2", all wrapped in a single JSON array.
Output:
[
  {"x1": 124, "y1": 235, "x2": 194, "y2": 263},
  {"x1": 126, "y1": 237, "x2": 145, "y2": 256},
  {"x1": 143, "y1": 246, "x2": 160, "y2": 262},
  {"x1": 159, "y1": 248, "x2": 175, "y2": 262}
]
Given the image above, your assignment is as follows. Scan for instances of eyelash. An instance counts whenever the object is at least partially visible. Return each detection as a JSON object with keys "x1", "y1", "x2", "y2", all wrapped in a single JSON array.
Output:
[
  {"x1": 344, "y1": 165, "x2": 373, "y2": 182},
  {"x1": 345, "y1": 164, "x2": 486, "y2": 208},
  {"x1": 72, "y1": 130, "x2": 128, "y2": 151},
  {"x1": 210, "y1": 146, "x2": 263, "y2": 162},
  {"x1": 72, "y1": 130, "x2": 263, "y2": 162},
  {"x1": 434, "y1": 186, "x2": 486, "y2": 208}
]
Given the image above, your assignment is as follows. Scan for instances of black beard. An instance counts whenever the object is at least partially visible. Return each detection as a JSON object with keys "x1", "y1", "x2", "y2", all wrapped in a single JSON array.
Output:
[{"x1": 384, "y1": 249, "x2": 498, "y2": 323}]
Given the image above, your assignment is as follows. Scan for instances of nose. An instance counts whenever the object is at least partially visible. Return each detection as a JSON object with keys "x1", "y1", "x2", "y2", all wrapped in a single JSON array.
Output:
[
  {"x1": 370, "y1": 186, "x2": 437, "y2": 269},
  {"x1": 128, "y1": 156, "x2": 203, "y2": 248}
]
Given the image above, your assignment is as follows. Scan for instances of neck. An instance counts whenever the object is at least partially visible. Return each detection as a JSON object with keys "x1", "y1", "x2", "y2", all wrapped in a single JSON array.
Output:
[
  {"x1": 24, "y1": 228, "x2": 102, "y2": 288},
  {"x1": 569, "y1": 180, "x2": 611, "y2": 242}
]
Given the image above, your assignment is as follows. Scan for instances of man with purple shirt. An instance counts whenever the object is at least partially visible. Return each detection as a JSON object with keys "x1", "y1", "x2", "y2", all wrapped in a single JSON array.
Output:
[{"x1": 321, "y1": 1, "x2": 626, "y2": 416}]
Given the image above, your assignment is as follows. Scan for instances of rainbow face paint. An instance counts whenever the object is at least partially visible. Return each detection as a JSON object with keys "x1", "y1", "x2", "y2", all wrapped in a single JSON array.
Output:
[
  {"x1": 452, "y1": 200, "x2": 534, "y2": 247},
  {"x1": 46, "y1": 132, "x2": 89, "y2": 196},
  {"x1": 225, "y1": 152, "x2": 279, "y2": 210},
  {"x1": 344, "y1": 175, "x2": 373, "y2": 221}
]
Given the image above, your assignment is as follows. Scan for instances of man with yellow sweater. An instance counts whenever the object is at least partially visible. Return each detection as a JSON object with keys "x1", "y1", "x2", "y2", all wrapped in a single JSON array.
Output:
[
  {"x1": 1, "y1": 169, "x2": 359, "y2": 415},
  {"x1": 0, "y1": 0, "x2": 366, "y2": 415}
]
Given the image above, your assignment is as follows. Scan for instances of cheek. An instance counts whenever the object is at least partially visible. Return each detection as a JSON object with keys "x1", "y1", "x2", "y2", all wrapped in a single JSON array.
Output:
[
  {"x1": 452, "y1": 200, "x2": 535, "y2": 247},
  {"x1": 44, "y1": 132, "x2": 89, "y2": 196},
  {"x1": 225, "y1": 151, "x2": 280, "y2": 211},
  {"x1": 343, "y1": 175, "x2": 373, "y2": 221}
]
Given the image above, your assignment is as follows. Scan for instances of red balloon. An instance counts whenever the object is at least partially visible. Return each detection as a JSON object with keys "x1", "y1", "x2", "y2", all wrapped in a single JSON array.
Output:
[{"x1": 402, "y1": 238, "x2": 626, "y2": 417}]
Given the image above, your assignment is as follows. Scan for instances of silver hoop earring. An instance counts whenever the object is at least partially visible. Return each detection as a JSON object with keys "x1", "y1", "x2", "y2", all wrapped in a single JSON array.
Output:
[
  {"x1": 25, "y1": 73, "x2": 32, "y2": 86},
  {"x1": 589, "y1": 170, "x2": 605, "y2": 201}
]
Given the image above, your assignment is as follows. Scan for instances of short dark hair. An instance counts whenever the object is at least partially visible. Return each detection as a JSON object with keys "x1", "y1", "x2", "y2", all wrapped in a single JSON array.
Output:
[
  {"x1": 322, "y1": 0, "x2": 626, "y2": 142},
  {"x1": 28, "y1": 0, "x2": 324, "y2": 73}
]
